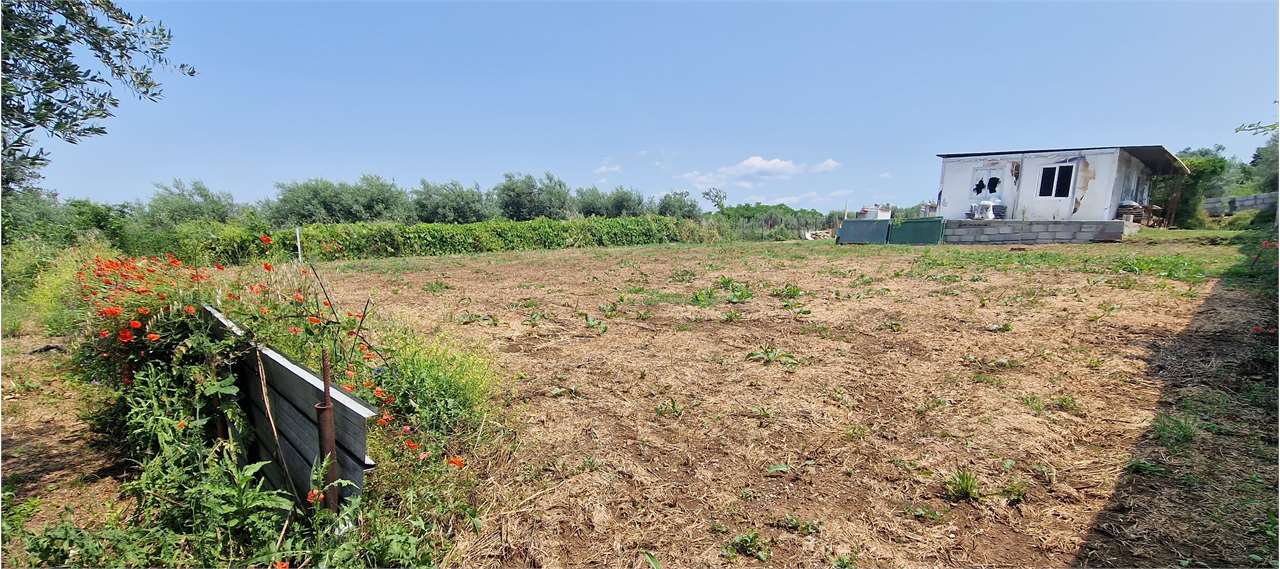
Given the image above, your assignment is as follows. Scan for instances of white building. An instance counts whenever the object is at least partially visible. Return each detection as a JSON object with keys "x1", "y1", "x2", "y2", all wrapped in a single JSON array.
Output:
[{"x1": 934, "y1": 146, "x2": 1188, "y2": 222}]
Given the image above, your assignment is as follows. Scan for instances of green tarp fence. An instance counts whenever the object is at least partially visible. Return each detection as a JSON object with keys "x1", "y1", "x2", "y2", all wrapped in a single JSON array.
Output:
[{"x1": 887, "y1": 217, "x2": 944, "y2": 245}]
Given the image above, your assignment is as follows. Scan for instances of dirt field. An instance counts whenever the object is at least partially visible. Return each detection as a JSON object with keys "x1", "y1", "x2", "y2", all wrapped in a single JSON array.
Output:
[{"x1": 320, "y1": 239, "x2": 1278, "y2": 568}]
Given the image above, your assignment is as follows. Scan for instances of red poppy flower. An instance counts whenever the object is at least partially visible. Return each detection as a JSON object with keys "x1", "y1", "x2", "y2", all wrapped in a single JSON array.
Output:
[
  {"x1": 177, "y1": 419, "x2": 186, "y2": 430},
  {"x1": 146, "y1": 332, "x2": 160, "y2": 341},
  {"x1": 341, "y1": 383, "x2": 355, "y2": 391},
  {"x1": 263, "y1": 262, "x2": 273, "y2": 272},
  {"x1": 215, "y1": 263, "x2": 225, "y2": 271},
  {"x1": 288, "y1": 326, "x2": 302, "y2": 335},
  {"x1": 259, "y1": 306, "x2": 270, "y2": 315},
  {"x1": 226, "y1": 292, "x2": 240, "y2": 301},
  {"x1": 117, "y1": 329, "x2": 135, "y2": 343},
  {"x1": 99, "y1": 329, "x2": 110, "y2": 338},
  {"x1": 274, "y1": 561, "x2": 289, "y2": 569},
  {"x1": 99, "y1": 306, "x2": 123, "y2": 318},
  {"x1": 346, "y1": 369, "x2": 357, "y2": 378},
  {"x1": 323, "y1": 300, "x2": 331, "y2": 307},
  {"x1": 293, "y1": 292, "x2": 305, "y2": 303},
  {"x1": 137, "y1": 307, "x2": 151, "y2": 316},
  {"x1": 447, "y1": 455, "x2": 466, "y2": 469},
  {"x1": 307, "y1": 316, "x2": 323, "y2": 325},
  {"x1": 260, "y1": 234, "x2": 273, "y2": 245},
  {"x1": 404, "y1": 439, "x2": 419, "y2": 450},
  {"x1": 306, "y1": 488, "x2": 323, "y2": 505},
  {"x1": 129, "y1": 320, "x2": 142, "y2": 329},
  {"x1": 184, "y1": 305, "x2": 197, "y2": 315},
  {"x1": 374, "y1": 387, "x2": 385, "y2": 398}
]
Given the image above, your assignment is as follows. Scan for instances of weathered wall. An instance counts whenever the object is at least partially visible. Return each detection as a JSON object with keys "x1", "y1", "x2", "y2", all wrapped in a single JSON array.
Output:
[
  {"x1": 1112, "y1": 150, "x2": 1152, "y2": 214},
  {"x1": 942, "y1": 219, "x2": 1129, "y2": 244},
  {"x1": 1202, "y1": 192, "x2": 1279, "y2": 216},
  {"x1": 937, "y1": 149, "x2": 1122, "y2": 222}
]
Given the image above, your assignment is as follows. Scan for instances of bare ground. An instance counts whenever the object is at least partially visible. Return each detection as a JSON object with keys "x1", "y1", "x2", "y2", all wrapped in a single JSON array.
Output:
[
  {"x1": 321, "y1": 241, "x2": 1273, "y2": 567},
  {"x1": 1, "y1": 334, "x2": 127, "y2": 531}
]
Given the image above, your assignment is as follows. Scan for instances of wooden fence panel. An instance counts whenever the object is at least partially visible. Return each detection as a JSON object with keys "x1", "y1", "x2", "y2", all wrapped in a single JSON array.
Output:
[{"x1": 204, "y1": 306, "x2": 377, "y2": 503}]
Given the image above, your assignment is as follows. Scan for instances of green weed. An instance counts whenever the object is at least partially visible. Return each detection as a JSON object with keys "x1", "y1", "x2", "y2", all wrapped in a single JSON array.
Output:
[
  {"x1": 722, "y1": 531, "x2": 771, "y2": 561},
  {"x1": 772, "y1": 514, "x2": 820, "y2": 536},
  {"x1": 747, "y1": 346, "x2": 798, "y2": 368},
  {"x1": 421, "y1": 280, "x2": 451, "y2": 294},
  {"x1": 1002, "y1": 478, "x2": 1028, "y2": 505},
  {"x1": 690, "y1": 287, "x2": 719, "y2": 307},
  {"x1": 770, "y1": 283, "x2": 804, "y2": 299},
  {"x1": 669, "y1": 268, "x2": 697, "y2": 283}
]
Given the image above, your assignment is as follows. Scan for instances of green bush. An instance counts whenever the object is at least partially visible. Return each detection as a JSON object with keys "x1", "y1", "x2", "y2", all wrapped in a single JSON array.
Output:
[
  {"x1": 1, "y1": 238, "x2": 61, "y2": 298},
  {"x1": 173, "y1": 220, "x2": 273, "y2": 265},
  {"x1": 27, "y1": 237, "x2": 120, "y2": 335},
  {"x1": 173, "y1": 215, "x2": 716, "y2": 265},
  {"x1": 1221, "y1": 209, "x2": 1260, "y2": 230}
]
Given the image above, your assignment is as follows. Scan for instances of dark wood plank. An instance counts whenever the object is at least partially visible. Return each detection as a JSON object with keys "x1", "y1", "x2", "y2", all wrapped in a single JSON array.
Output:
[
  {"x1": 243, "y1": 379, "x2": 370, "y2": 492},
  {"x1": 205, "y1": 306, "x2": 376, "y2": 460},
  {"x1": 257, "y1": 348, "x2": 375, "y2": 458},
  {"x1": 243, "y1": 402, "x2": 365, "y2": 499}
]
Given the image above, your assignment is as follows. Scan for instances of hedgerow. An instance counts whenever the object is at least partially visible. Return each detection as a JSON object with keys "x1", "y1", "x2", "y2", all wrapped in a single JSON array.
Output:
[
  {"x1": 173, "y1": 215, "x2": 717, "y2": 265},
  {"x1": 5, "y1": 245, "x2": 497, "y2": 567}
]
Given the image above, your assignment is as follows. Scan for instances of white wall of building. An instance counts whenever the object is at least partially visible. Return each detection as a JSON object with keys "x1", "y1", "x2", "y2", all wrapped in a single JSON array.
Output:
[{"x1": 936, "y1": 148, "x2": 1127, "y2": 221}]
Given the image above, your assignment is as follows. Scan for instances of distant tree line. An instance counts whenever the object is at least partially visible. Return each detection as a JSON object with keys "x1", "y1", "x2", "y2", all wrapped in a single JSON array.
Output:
[{"x1": 0, "y1": 171, "x2": 709, "y2": 249}]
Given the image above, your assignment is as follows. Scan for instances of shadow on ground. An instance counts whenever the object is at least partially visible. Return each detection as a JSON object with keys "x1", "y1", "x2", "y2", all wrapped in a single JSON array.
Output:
[{"x1": 1075, "y1": 234, "x2": 1279, "y2": 567}]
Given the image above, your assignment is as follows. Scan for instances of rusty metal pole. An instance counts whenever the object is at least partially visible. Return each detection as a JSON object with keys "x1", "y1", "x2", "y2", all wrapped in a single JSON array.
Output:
[{"x1": 316, "y1": 349, "x2": 340, "y2": 512}]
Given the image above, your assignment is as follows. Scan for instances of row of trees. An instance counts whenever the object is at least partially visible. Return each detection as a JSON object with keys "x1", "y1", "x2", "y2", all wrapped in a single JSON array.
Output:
[
  {"x1": 260, "y1": 173, "x2": 704, "y2": 226},
  {"x1": 1, "y1": 169, "x2": 857, "y2": 253}
]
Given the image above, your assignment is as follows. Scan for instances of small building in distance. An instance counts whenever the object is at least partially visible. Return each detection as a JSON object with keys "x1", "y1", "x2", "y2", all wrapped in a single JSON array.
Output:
[
  {"x1": 855, "y1": 204, "x2": 892, "y2": 220},
  {"x1": 934, "y1": 146, "x2": 1188, "y2": 222}
]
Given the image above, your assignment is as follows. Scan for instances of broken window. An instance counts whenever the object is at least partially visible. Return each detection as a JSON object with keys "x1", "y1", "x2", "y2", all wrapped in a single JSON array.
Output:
[{"x1": 1037, "y1": 165, "x2": 1074, "y2": 198}]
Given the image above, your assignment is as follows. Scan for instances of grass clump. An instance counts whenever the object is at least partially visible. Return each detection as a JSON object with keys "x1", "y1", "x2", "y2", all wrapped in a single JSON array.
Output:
[
  {"x1": 1152, "y1": 412, "x2": 1198, "y2": 450},
  {"x1": 944, "y1": 469, "x2": 981, "y2": 502},
  {"x1": 1125, "y1": 458, "x2": 1170, "y2": 476},
  {"x1": 1020, "y1": 395, "x2": 1047, "y2": 415},
  {"x1": 1051, "y1": 394, "x2": 1083, "y2": 416}
]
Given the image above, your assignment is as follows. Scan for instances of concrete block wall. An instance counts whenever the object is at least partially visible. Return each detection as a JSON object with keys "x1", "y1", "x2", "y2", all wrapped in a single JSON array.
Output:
[
  {"x1": 943, "y1": 220, "x2": 1126, "y2": 244},
  {"x1": 1203, "y1": 192, "x2": 1278, "y2": 217}
]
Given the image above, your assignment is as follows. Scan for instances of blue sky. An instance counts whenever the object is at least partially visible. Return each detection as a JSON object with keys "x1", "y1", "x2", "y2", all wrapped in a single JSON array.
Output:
[{"x1": 39, "y1": 1, "x2": 1279, "y2": 211}]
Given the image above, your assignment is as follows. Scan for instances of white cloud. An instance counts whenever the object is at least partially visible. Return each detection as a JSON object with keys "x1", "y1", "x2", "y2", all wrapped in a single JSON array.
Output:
[
  {"x1": 879, "y1": 171, "x2": 893, "y2": 179},
  {"x1": 593, "y1": 163, "x2": 622, "y2": 176},
  {"x1": 768, "y1": 191, "x2": 821, "y2": 205},
  {"x1": 678, "y1": 155, "x2": 842, "y2": 190},
  {"x1": 829, "y1": 189, "x2": 853, "y2": 198},
  {"x1": 812, "y1": 159, "x2": 842, "y2": 173}
]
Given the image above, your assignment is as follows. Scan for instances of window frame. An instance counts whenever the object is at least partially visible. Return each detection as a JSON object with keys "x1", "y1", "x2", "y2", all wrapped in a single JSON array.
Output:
[{"x1": 1036, "y1": 163, "x2": 1076, "y2": 199}]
